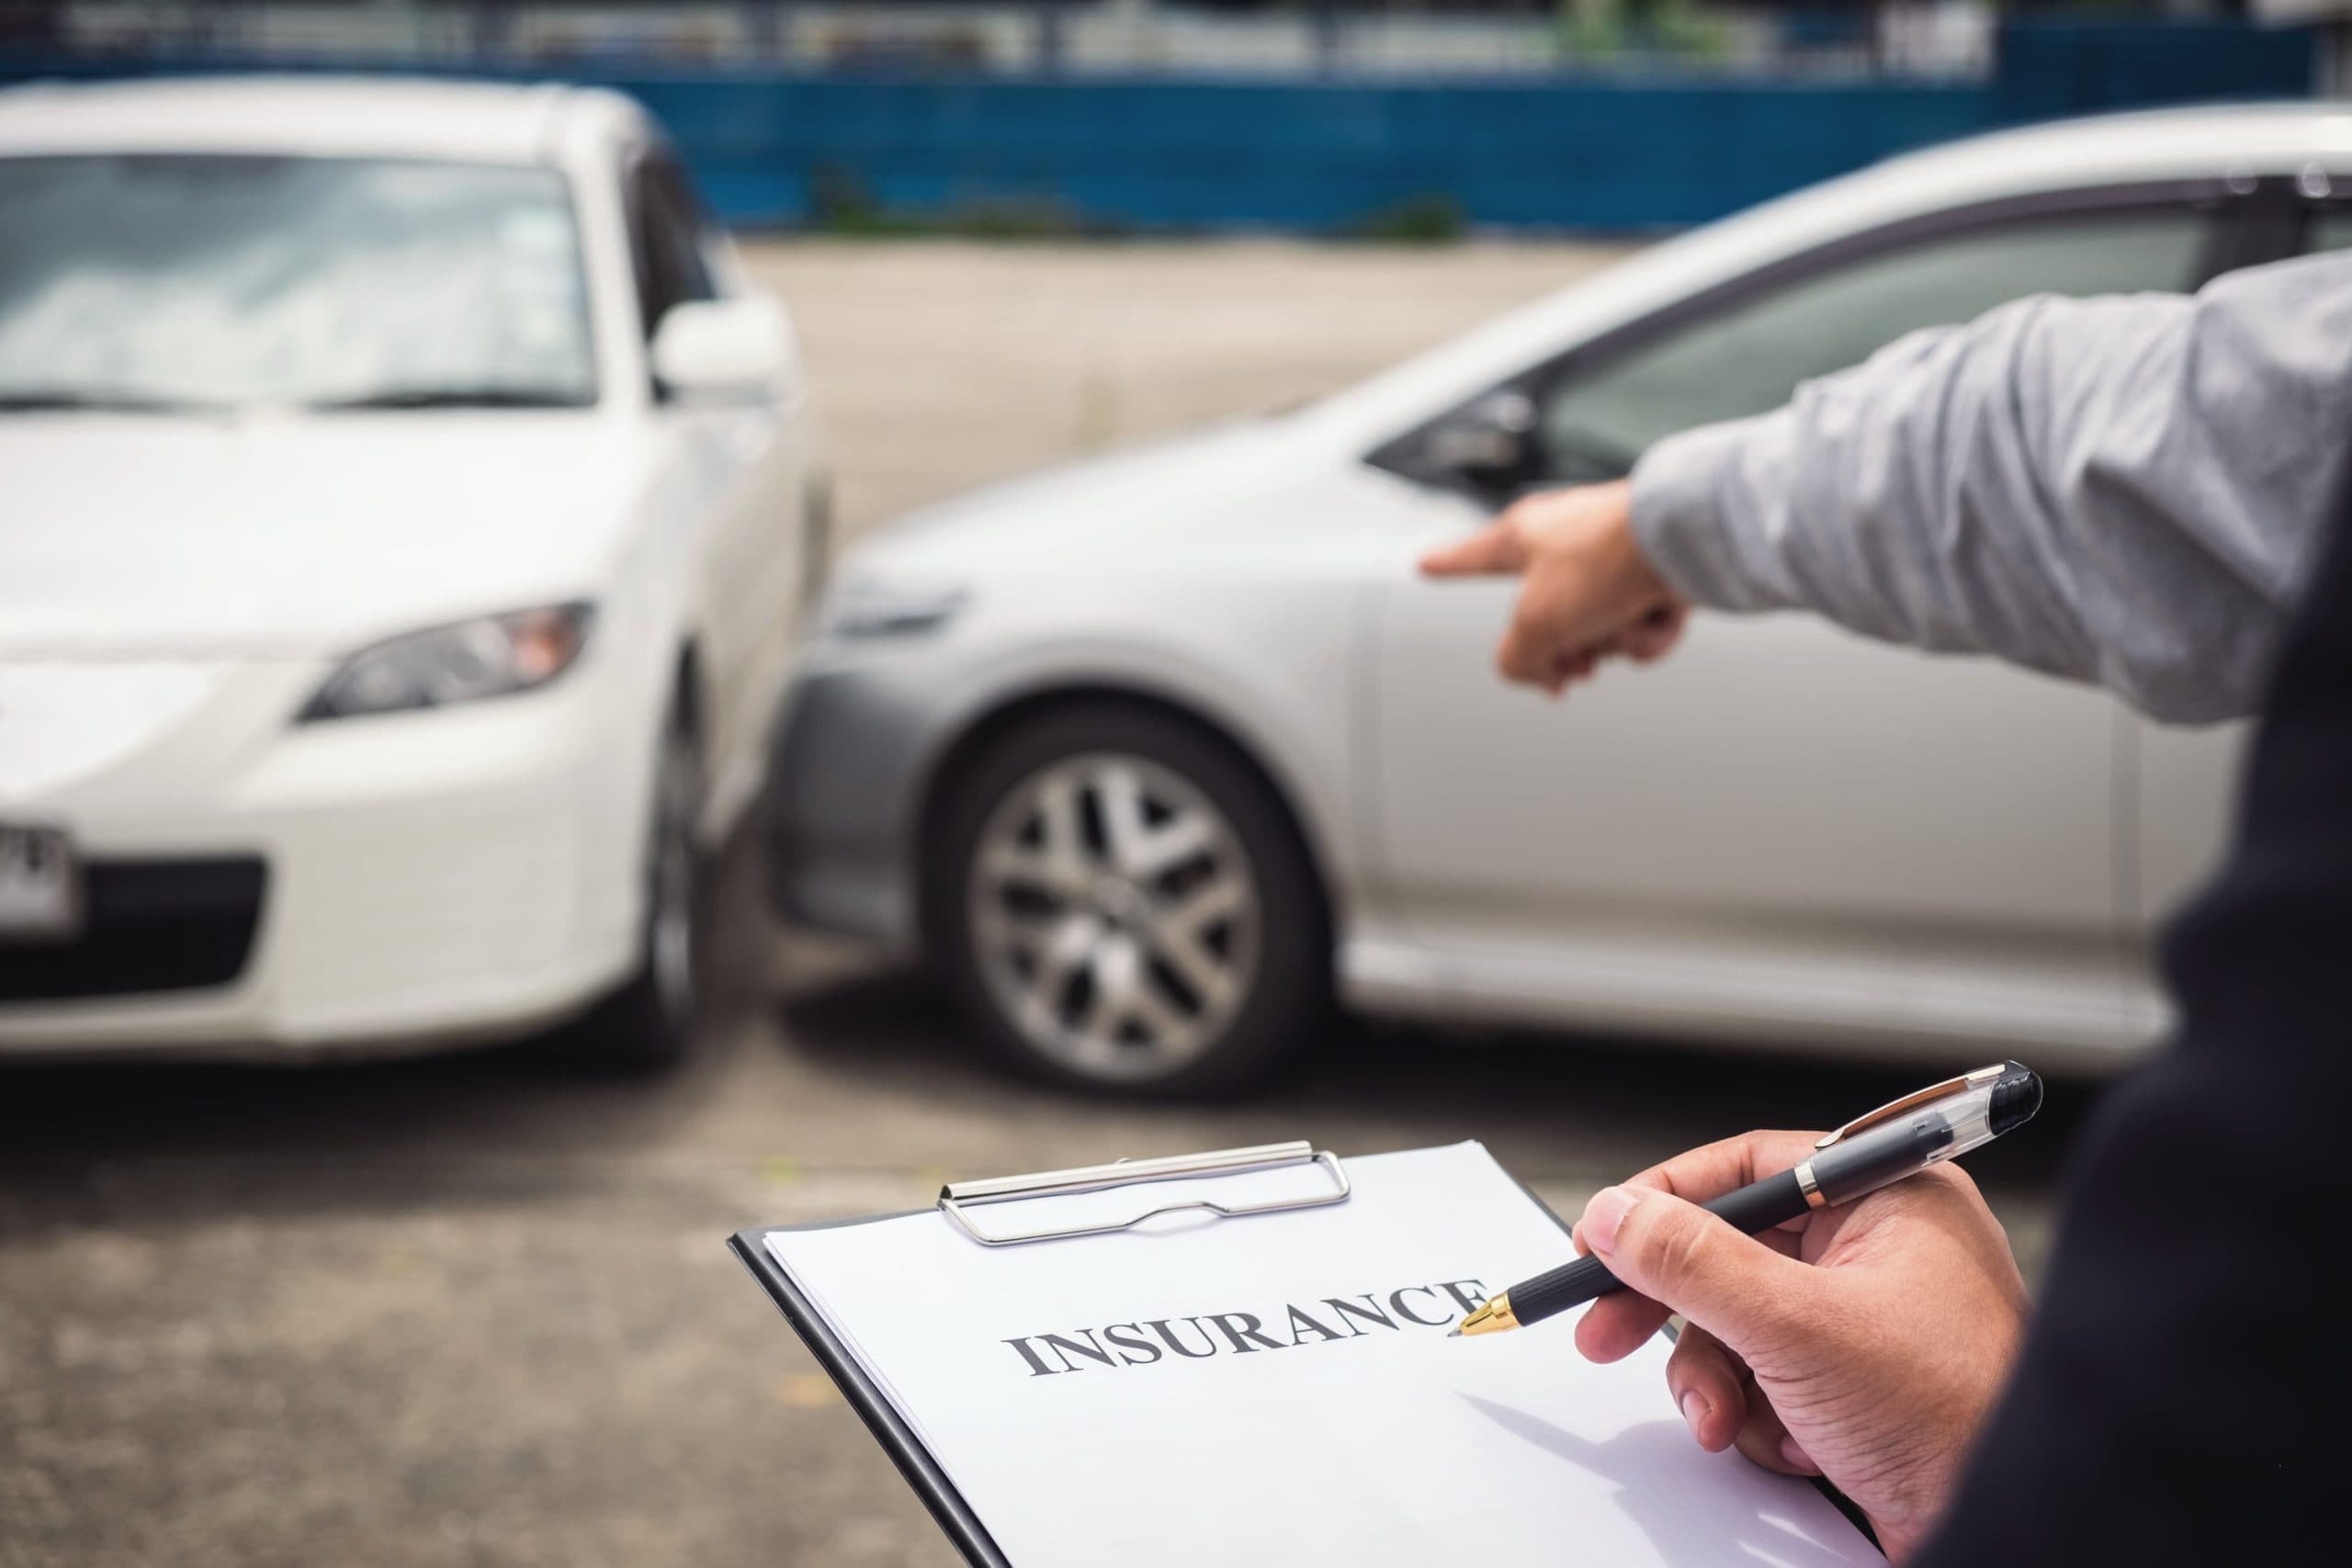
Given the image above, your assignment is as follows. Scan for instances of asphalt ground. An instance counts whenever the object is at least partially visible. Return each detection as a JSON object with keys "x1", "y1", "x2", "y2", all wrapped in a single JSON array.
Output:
[{"x1": 0, "y1": 241, "x2": 2105, "y2": 1568}]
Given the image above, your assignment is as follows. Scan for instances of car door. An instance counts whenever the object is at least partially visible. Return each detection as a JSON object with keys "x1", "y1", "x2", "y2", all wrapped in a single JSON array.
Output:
[
  {"x1": 627, "y1": 149, "x2": 810, "y2": 829},
  {"x1": 1366, "y1": 196, "x2": 2223, "y2": 1044}
]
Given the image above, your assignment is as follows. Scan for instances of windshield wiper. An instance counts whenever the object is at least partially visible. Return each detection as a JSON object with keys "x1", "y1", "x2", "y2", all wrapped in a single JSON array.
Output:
[
  {"x1": 306, "y1": 386, "x2": 589, "y2": 411},
  {"x1": 0, "y1": 389, "x2": 228, "y2": 414}
]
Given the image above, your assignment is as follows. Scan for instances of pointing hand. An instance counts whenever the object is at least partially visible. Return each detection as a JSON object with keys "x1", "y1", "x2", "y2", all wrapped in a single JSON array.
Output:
[{"x1": 1419, "y1": 480, "x2": 1688, "y2": 696}]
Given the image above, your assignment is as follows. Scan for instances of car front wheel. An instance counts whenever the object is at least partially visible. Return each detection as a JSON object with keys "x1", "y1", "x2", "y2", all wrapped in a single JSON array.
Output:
[
  {"x1": 931, "y1": 705, "x2": 1327, "y2": 1096},
  {"x1": 576, "y1": 705, "x2": 702, "y2": 1068}
]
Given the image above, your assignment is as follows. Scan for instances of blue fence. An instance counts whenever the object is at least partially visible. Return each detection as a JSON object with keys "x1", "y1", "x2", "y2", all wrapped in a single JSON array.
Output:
[
  {"x1": 0, "y1": 20, "x2": 2319, "y2": 232},
  {"x1": 1995, "y1": 18, "x2": 2320, "y2": 123},
  {"x1": 643, "y1": 73, "x2": 1996, "y2": 231}
]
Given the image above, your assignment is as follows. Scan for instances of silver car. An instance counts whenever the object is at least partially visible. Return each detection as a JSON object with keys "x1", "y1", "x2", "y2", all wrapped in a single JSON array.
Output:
[{"x1": 770, "y1": 105, "x2": 2350, "y2": 1095}]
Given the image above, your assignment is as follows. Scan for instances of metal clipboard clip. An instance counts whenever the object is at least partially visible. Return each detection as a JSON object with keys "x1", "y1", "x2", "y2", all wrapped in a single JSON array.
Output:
[{"x1": 937, "y1": 1140, "x2": 1351, "y2": 1247}]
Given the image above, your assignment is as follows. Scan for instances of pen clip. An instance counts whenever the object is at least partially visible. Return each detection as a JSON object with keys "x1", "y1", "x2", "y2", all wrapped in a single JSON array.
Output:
[{"x1": 1815, "y1": 1063, "x2": 2007, "y2": 1149}]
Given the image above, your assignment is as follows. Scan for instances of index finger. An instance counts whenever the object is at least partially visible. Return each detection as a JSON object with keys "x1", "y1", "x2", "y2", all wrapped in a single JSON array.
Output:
[
  {"x1": 1569, "y1": 1128, "x2": 1826, "y2": 1270},
  {"x1": 1571, "y1": 1129, "x2": 1826, "y2": 1365},
  {"x1": 1624, "y1": 1128, "x2": 1827, "y2": 1216},
  {"x1": 1419, "y1": 521, "x2": 1527, "y2": 578}
]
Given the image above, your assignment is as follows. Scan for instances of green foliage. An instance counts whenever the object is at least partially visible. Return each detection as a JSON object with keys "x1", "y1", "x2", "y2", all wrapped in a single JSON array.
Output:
[
  {"x1": 1350, "y1": 194, "x2": 1464, "y2": 244},
  {"x1": 1557, "y1": 0, "x2": 1735, "y2": 63},
  {"x1": 951, "y1": 197, "x2": 1091, "y2": 241},
  {"x1": 804, "y1": 165, "x2": 1096, "y2": 240}
]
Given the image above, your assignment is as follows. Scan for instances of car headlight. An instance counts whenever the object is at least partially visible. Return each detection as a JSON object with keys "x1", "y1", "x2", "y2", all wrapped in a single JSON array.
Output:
[
  {"x1": 300, "y1": 604, "x2": 594, "y2": 722},
  {"x1": 821, "y1": 578, "x2": 968, "y2": 641}
]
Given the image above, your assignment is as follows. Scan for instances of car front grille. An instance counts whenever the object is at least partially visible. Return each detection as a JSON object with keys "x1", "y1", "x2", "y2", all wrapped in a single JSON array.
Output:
[{"x1": 0, "y1": 857, "x2": 267, "y2": 1003}]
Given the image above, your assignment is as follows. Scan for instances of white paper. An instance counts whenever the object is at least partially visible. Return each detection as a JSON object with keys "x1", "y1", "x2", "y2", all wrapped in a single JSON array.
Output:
[{"x1": 765, "y1": 1142, "x2": 1881, "y2": 1568}]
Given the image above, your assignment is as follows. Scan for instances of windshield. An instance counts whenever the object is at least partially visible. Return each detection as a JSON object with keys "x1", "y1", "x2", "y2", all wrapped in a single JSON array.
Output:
[{"x1": 0, "y1": 154, "x2": 597, "y2": 412}]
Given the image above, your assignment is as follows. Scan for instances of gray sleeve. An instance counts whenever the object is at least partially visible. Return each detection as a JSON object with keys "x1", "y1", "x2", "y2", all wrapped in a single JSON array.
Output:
[{"x1": 1628, "y1": 250, "x2": 2352, "y2": 724}]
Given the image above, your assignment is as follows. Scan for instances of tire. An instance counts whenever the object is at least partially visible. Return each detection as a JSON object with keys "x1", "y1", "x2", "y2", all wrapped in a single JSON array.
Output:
[
  {"x1": 927, "y1": 703, "x2": 1328, "y2": 1097},
  {"x1": 575, "y1": 705, "x2": 703, "y2": 1069}
]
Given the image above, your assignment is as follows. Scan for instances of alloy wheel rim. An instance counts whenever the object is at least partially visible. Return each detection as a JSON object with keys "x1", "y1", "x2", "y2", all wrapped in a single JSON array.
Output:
[{"x1": 967, "y1": 751, "x2": 1259, "y2": 1079}]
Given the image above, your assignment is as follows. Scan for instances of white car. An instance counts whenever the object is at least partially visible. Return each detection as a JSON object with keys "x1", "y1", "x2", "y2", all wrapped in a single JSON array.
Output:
[
  {"x1": 772, "y1": 104, "x2": 2352, "y2": 1096},
  {"x1": 0, "y1": 78, "x2": 825, "y2": 1065}
]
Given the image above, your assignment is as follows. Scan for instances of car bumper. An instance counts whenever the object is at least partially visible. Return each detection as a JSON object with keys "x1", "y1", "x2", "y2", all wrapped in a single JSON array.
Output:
[
  {"x1": 0, "y1": 659, "x2": 644, "y2": 1059},
  {"x1": 766, "y1": 646, "x2": 944, "y2": 959}
]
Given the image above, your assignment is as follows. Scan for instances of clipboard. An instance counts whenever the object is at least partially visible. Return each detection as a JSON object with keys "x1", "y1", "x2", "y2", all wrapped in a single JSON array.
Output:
[
  {"x1": 732, "y1": 1210, "x2": 1015, "y2": 1566},
  {"x1": 729, "y1": 1140, "x2": 1878, "y2": 1567},
  {"x1": 729, "y1": 1142, "x2": 1344, "y2": 1568}
]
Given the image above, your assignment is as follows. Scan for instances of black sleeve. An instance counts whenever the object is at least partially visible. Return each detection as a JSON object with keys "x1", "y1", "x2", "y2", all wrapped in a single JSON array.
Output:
[{"x1": 1911, "y1": 501, "x2": 2352, "y2": 1563}]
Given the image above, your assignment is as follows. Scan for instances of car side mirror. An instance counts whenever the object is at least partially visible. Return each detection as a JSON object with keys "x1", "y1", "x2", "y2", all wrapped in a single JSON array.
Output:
[
  {"x1": 1419, "y1": 389, "x2": 1540, "y2": 491},
  {"x1": 650, "y1": 294, "x2": 803, "y2": 404}
]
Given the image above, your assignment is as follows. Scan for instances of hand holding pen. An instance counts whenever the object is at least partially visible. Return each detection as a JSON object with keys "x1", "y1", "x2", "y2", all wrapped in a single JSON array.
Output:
[{"x1": 1458, "y1": 1065, "x2": 2041, "y2": 1562}]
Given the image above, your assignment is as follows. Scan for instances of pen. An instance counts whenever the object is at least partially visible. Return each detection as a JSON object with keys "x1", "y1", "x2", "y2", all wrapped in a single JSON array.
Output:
[{"x1": 1452, "y1": 1059, "x2": 2043, "y2": 1338}]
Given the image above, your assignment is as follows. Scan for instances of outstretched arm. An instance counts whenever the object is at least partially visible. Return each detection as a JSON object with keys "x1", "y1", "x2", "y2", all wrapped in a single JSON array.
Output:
[{"x1": 1429, "y1": 251, "x2": 2352, "y2": 723}]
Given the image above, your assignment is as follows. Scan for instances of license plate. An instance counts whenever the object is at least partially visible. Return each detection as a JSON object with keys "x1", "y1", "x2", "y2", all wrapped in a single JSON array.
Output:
[{"x1": 0, "y1": 824, "x2": 81, "y2": 941}]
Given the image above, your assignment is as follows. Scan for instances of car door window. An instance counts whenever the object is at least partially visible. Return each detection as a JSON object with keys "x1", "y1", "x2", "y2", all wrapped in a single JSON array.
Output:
[
  {"x1": 1538, "y1": 209, "x2": 2211, "y2": 482},
  {"x1": 628, "y1": 154, "x2": 717, "y2": 343},
  {"x1": 2304, "y1": 209, "x2": 2352, "y2": 253}
]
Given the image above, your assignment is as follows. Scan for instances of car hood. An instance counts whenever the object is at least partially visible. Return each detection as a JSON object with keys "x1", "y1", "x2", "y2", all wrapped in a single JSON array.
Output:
[
  {"x1": 846, "y1": 417, "x2": 1308, "y2": 582},
  {"x1": 0, "y1": 414, "x2": 651, "y2": 659}
]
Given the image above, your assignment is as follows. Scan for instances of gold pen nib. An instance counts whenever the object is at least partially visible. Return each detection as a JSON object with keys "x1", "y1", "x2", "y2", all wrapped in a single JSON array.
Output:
[{"x1": 1452, "y1": 1293, "x2": 1520, "y2": 1338}]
